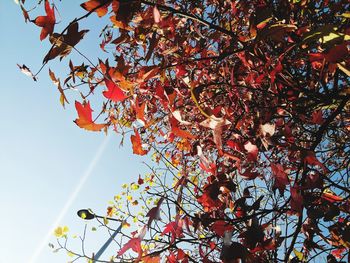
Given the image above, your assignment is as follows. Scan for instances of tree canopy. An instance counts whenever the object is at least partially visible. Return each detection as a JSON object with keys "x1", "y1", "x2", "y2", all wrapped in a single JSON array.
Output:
[{"x1": 19, "y1": 0, "x2": 350, "y2": 262}]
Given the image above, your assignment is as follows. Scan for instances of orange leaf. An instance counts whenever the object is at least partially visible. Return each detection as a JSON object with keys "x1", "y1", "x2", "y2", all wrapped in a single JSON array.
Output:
[
  {"x1": 80, "y1": 0, "x2": 111, "y2": 17},
  {"x1": 74, "y1": 101, "x2": 106, "y2": 132},
  {"x1": 169, "y1": 117, "x2": 196, "y2": 140},
  {"x1": 135, "y1": 99, "x2": 146, "y2": 125},
  {"x1": 322, "y1": 192, "x2": 343, "y2": 202},
  {"x1": 131, "y1": 128, "x2": 148, "y2": 155},
  {"x1": 110, "y1": 16, "x2": 132, "y2": 30},
  {"x1": 33, "y1": 0, "x2": 55, "y2": 40},
  {"x1": 142, "y1": 254, "x2": 160, "y2": 263}
]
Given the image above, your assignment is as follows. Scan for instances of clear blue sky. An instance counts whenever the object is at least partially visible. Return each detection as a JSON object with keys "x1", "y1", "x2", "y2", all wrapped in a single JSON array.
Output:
[{"x1": 0, "y1": 1, "x2": 148, "y2": 262}]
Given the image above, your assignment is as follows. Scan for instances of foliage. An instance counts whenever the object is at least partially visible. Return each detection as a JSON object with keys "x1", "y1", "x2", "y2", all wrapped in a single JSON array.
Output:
[{"x1": 20, "y1": 0, "x2": 350, "y2": 262}]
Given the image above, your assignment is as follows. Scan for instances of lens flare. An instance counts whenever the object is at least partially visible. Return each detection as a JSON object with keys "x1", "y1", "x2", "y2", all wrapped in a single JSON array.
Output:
[{"x1": 29, "y1": 135, "x2": 110, "y2": 263}]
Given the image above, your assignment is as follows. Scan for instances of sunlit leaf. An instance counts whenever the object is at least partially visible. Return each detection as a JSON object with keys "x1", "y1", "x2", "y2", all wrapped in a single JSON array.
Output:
[{"x1": 74, "y1": 101, "x2": 106, "y2": 131}]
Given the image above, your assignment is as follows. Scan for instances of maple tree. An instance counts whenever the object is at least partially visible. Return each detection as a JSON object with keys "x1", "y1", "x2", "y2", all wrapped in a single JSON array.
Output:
[{"x1": 19, "y1": 0, "x2": 350, "y2": 262}]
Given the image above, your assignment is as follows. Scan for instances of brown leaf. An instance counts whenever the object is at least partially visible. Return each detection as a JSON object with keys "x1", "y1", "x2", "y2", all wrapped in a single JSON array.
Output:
[{"x1": 44, "y1": 21, "x2": 89, "y2": 63}]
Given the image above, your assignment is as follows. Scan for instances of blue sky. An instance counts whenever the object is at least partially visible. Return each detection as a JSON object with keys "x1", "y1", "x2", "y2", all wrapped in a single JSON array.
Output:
[{"x1": 0, "y1": 1, "x2": 148, "y2": 262}]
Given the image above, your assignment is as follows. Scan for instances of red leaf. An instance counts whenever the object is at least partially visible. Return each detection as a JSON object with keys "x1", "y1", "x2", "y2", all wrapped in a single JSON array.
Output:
[
  {"x1": 197, "y1": 183, "x2": 224, "y2": 210},
  {"x1": 33, "y1": 0, "x2": 55, "y2": 40},
  {"x1": 227, "y1": 140, "x2": 243, "y2": 152},
  {"x1": 250, "y1": 238, "x2": 277, "y2": 253},
  {"x1": 161, "y1": 221, "x2": 183, "y2": 243},
  {"x1": 271, "y1": 163, "x2": 289, "y2": 194},
  {"x1": 311, "y1": 110, "x2": 323, "y2": 124},
  {"x1": 211, "y1": 220, "x2": 234, "y2": 237},
  {"x1": 200, "y1": 117, "x2": 231, "y2": 154},
  {"x1": 174, "y1": 176, "x2": 186, "y2": 192},
  {"x1": 81, "y1": 0, "x2": 111, "y2": 17},
  {"x1": 290, "y1": 186, "x2": 303, "y2": 214},
  {"x1": 304, "y1": 151, "x2": 325, "y2": 169},
  {"x1": 325, "y1": 43, "x2": 349, "y2": 63},
  {"x1": 331, "y1": 248, "x2": 346, "y2": 259},
  {"x1": 270, "y1": 60, "x2": 283, "y2": 84},
  {"x1": 309, "y1": 43, "x2": 349, "y2": 64},
  {"x1": 130, "y1": 128, "x2": 148, "y2": 156},
  {"x1": 309, "y1": 52, "x2": 324, "y2": 62},
  {"x1": 175, "y1": 65, "x2": 187, "y2": 78},
  {"x1": 20, "y1": 5, "x2": 30, "y2": 23},
  {"x1": 74, "y1": 101, "x2": 106, "y2": 132},
  {"x1": 103, "y1": 78, "x2": 127, "y2": 102},
  {"x1": 146, "y1": 197, "x2": 164, "y2": 227},
  {"x1": 176, "y1": 249, "x2": 189, "y2": 263},
  {"x1": 137, "y1": 175, "x2": 144, "y2": 185},
  {"x1": 240, "y1": 169, "x2": 260, "y2": 180},
  {"x1": 167, "y1": 249, "x2": 189, "y2": 263},
  {"x1": 117, "y1": 237, "x2": 142, "y2": 256}
]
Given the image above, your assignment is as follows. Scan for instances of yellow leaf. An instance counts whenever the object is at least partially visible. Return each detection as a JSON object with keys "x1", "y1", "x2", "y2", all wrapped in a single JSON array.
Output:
[
  {"x1": 54, "y1": 227, "x2": 63, "y2": 237},
  {"x1": 337, "y1": 12, "x2": 350, "y2": 19},
  {"x1": 59, "y1": 94, "x2": 65, "y2": 107},
  {"x1": 130, "y1": 184, "x2": 139, "y2": 190},
  {"x1": 122, "y1": 221, "x2": 130, "y2": 228},
  {"x1": 80, "y1": 212, "x2": 87, "y2": 219},
  {"x1": 337, "y1": 63, "x2": 350, "y2": 77},
  {"x1": 63, "y1": 226, "x2": 69, "y2": 233},
  {"x1": 302, "y1": 25, "x2": 337, "y2": 44},
  {"x1": 110, "y1": 70, "x2": 125, "y2": 81},
  {"x1": 119, "y1": 80, "x2": 134, "y2": 91},
  {"x1": 321, "y1": 32, "x2": 343, "y2": 43},
  {"x1": 293, "y1": 249, "x2": 304, "y2": 261}
]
